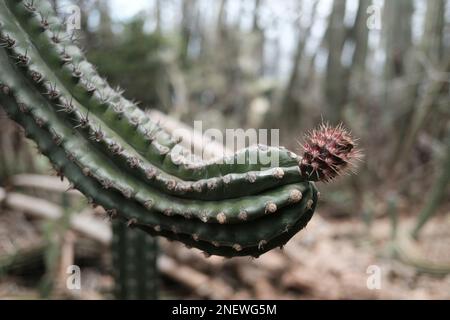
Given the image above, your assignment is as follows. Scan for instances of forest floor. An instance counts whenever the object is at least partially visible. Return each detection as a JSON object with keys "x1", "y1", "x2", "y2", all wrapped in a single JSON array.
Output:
[{"x1": 0, "y1": 204, "x2": 449, "y2": 300}]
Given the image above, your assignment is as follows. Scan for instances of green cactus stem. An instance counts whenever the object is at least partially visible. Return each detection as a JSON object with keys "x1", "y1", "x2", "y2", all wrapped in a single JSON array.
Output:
[
  {"x1": 112, "y1": 221, "x2": 158, "y2": 299},
  {"x1": 0, "y1": 0, "x2": 360, "y2": 260}
]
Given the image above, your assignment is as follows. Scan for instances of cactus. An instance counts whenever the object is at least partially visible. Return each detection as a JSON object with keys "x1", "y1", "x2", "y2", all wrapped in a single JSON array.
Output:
[
  {"x1": 0, "y1": 0, "x2": 361, "y2": 299},
  {"x1": 0, "y1": 0, "x2": 361, "y2": 259},
  {"x1": 112, "y1": 220, "x2": 158, "y2": 299}
]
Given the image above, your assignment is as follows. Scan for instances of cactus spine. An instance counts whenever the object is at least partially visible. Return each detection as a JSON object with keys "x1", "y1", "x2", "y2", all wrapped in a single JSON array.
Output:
[{"x1": 0, "y1": 0, "x2": 360, "y2": 262}]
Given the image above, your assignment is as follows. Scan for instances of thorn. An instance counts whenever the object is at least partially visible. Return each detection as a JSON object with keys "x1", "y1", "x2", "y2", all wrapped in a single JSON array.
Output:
[
  {"x1": 0, "y1": 84, "x2": 11, "y2": 95},
  {"x1": 72, "y1": 66, "x2": 82, "y2": 78},
  {"x1": 216, "y1": 212, "x2": 226, "y2": 224},
  {"x1": 145, "y1": 167, "x2": 158, "y2": 180},
  {"x1": 222, "y1": 175, "x2": 232, "y2": 185},
  {"x1": 192, "y1": 181, "x2": 203, "y2": 193},
  {"x1": 34, "y1": 116, "x2": 45, "y2": 128},
  {"x1": 55, "y1": 169, "x2": 64, "y2": 181},
  {"x1": 45, "y1": 82, "x2": 60, "y2": 100},
  {"x1": 121, "y1": 188, "x2": 133, "y2": 199},
  {"x1": 200, "y1": 211, "x2": 209, "y2": 223},
  {"x1": 127, "y1": 218, "x2": 138, "y2": 228},
  {"x1": 130, "y1": 116, "x2": 140, "y2": 128},
  {"x1": 113, "y1": 103, "x2": 124, "y2": 115},
  {"x1": 109, "y1": 141, "x2": 123, "y2": 154},
  {"x1": 61, "y1": 51, "x2": 72, "y2": 64},
  {"x1": 51, "y1": 25, "x2": 62, "y2": 43},
  {"x1": 40, "y1": 15, "x2": 49, "y2": 29},
  {"x1": 155, "y1": 144, "x2": 170, "y2": 156},
  {"x1": 85, "y1": 81, "x2": 96, "y2": 94},
  {"x1": 90, "y1": 125, "x2": 104, "y2": 142},
  {"x1": 74, "y1": 111, "x2": 90, "y2": 129},
  {"x1": 17, "y1": 103, "x2": 30, "y2": 114},
  {"x1": 272, "y1": 167, "x2": 285, "y2": 179},
  {"x1": 82, "y1": 167, "x2": 91, "y2": 176},
  {"x1": 238, "y1": 210, "x2": 248, "y2": 221},
  {"x1": 166, "y1": 180, "x2": 177, "y2": 191},
  {"x1": 24, "y1": 0, "x2": 36, "y2": 12},
  {"x1": 207, "y1": 179, "x2": 218, "y2": 190},
  {"x1": 258, "y1": 240, "x2": 267, "y2": 250},
  {"x1": 66, "y1": 152, "x2": 76, "y2": 162},
  {"x1": 265, "y1": 202, "x2": 277, "y2": 214},
  {"x1": 233, "y1": 244, "x2": 242, "y2": 252},
  {"x1": 57, "y1": 96, "x2": 75, "y2": 113},
  {"x1": 164, "y1": 208, "x2": 173, "y2": 217},
  {"x1": 16, "y1": 49, "x2": 30, "y2": 66},
  {"x1": 175, "y1": 183, "x2": 190, "y2": 194},
  {"x1": 306, "y1": 199, "x2": 314, "y2": 210},
  {"x1": 173, "y1": 135, "x2": 183, "y2": 144},
  {"x1": 0, "y1": 34, "x2": 16, "y2": 48},
  {"x1": 30, "y1": 71, "x2": 42, "y2": 83},
  {"x1": 288, "y1": 189, "x2": 302, "y2": 203},
  {"x1": 144, "y1": 200, "x2": 153, "y2": 209},
  {"x1": 245, "y1": 172, "x2": 257, "y2": 183},
  {"x1": 211, "y1": 241, "x2": 220, "y2": 247},
  {"x1": 51, "y1": 34, "x2": 60, "y2": 43},
  {"x1": 51, "y1": 132, "x2": 63, "y2": 146},
  {"x1": 144, "y1": 127, "x2": 159, "y2": 143},
  {"x1": 65, "y1": 183, "x2": 74, "y2": 192}
]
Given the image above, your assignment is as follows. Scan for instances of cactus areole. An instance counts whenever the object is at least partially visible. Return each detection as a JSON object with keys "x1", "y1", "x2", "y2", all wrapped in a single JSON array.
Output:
[{"x1": 0, "y1": 0, "x2": 360, "y2": 258}]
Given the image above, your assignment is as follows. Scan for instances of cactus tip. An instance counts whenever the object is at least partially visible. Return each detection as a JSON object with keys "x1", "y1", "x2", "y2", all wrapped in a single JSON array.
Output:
[{"x1": 299, "y1": 123, "x2": 362, "y2": 182}]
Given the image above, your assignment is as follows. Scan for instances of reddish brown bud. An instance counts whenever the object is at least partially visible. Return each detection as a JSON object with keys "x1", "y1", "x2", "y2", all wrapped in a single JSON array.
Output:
[{"x1": 299, "y1": 123, "x2": 362, "y2": 182}]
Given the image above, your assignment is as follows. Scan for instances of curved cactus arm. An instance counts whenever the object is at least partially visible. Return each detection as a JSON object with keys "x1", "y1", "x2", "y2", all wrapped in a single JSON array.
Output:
[
  {"x1": 0, "y1": 0, "x2": 360, "y2": 258},
  {"x1": 0, "y1": 82, "x2": 316, "y2": 257},
  {"x1": 0, "y1": 57, "x2": 315, "y2": 255},
  {"x1": 0, "y1": 48, "x2": 307, "y2": 225}
]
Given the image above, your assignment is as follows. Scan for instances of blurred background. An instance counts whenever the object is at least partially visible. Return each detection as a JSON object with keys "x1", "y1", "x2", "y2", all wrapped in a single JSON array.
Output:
[{"x1": 0, "y1": 0, "x2": 449, "y2": 299}]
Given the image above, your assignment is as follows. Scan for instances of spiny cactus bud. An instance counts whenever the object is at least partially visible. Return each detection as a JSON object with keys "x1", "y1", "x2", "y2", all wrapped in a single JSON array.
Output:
[{"x1": 299, "y1": 123, "x2": 362, "y2": 182}]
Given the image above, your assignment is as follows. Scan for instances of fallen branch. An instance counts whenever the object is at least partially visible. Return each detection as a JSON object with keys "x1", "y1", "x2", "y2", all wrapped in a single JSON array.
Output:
[
  {"x1": 157, "y1": 255, "x2": 235, "y2": 299},
  {"x1": 1, "y1": 188, "x2": 111, "y2": 245},
  {"x1": 10, "y1": 174, "x2": 81, "y2": 196}
]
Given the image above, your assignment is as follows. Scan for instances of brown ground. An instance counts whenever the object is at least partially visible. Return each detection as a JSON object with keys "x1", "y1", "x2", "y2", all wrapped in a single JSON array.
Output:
[{"x1": 1, "y1": 203, "x2": 449, "y2": 300}]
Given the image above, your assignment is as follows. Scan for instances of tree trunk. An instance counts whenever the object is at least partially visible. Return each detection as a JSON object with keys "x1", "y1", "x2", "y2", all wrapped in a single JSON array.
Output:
[
  {"x1": 389, "y1": 0, "x2": 447, "y2": 174},
  {"x1": 411, "y1": 125, "x2": 450, "y2": 239},
  {"x1": 383, "y1": 0, "x2": 413, "y2": 80},
  {"x1": 324, "y1": 0, "x2": 348, "y2": 124},
  {"x1": 180, "y1": 0, "x2": 196, "y2": 65},
  {"x1": 351, "y1": 0, "x2": 371, "y2": 73},
  {"x1": 420, "y1": 0, "x2": 445, "y2": 65},
  {"x1": 155, "y1": 0, "x2": 162, "y2": 34}
]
